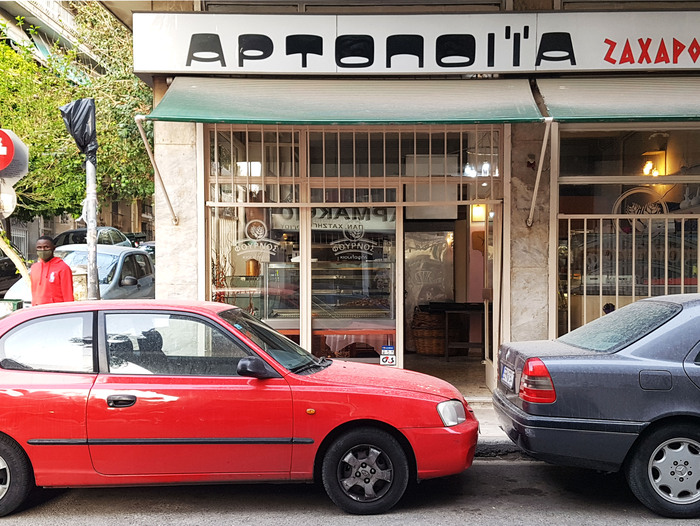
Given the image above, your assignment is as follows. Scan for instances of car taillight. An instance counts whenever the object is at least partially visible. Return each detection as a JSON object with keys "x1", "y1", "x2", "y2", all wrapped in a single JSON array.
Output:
[{"x1": 519, "y1": 357, "x2": 556, "y2": 403}]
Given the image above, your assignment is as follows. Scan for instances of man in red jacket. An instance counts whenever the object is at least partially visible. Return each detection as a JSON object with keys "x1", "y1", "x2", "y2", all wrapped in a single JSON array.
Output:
[{"x1": 30, "y1": 236, "x2": 74, "y2": 306}]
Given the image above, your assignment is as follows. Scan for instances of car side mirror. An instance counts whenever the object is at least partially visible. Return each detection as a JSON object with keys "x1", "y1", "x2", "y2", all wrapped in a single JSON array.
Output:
[
  {"x1": 121, "y1": 276, "x2": 138, "y2": 286},
  {"x1": 237, "y1": 356, "x2": 278, "y2": 379}
]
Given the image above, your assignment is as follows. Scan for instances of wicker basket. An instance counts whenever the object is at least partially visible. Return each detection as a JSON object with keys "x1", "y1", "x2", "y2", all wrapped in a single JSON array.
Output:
[
  {"x1": 413, "y1": 328, "x2": 445, "y2": 355},
  {"x1": 411, "y1": 310, "x2": 445, "y2": 356}
]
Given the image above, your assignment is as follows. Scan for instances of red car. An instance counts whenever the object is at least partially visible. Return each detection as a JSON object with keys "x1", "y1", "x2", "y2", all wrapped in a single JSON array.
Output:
[{"x1": 0, "y1": 300, "x2": 478, "y2": 516}]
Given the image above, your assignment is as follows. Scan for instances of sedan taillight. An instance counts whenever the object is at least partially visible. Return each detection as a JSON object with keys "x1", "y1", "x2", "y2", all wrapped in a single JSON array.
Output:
[{"x1": 519, "y1": 357, "x2": 556, "y2": 403}]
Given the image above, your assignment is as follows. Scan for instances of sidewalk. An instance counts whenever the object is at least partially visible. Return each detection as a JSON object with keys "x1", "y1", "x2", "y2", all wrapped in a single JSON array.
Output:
[{"x1": 466, "y1": 397, "x2": 520, "y2": 457}]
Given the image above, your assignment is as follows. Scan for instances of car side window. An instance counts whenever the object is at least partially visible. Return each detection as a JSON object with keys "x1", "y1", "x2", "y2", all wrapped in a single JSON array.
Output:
[
  {"x1": 109, "y1": 229, "x2": 126, "y2": 245},
  {"x1": 133, "y1": 254, "x2": 152, "y2": 278},
  {"x1": 105, "y1": 312, "x2": 252, "y2": 376},
  {"x1": 120, "y1": 256, "x2": 139, "y2": 281},
  {"x1": 97, "y1": 230, "x2": 110, "y2": 244},
  {"x1": 0, "y1": 313, "x2": 94, "y2": 373}
]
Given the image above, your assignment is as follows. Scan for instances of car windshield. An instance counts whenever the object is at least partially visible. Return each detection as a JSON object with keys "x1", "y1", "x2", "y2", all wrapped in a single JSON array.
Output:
[
  {"x1": 56, "y1": 250, "x2": 120, "y2": 285},
  {"x1": 218, "y1": 309, "x2": 327, "y2": 373},
  {"x1": 557, "y1": 300, "x2": 682, "y2": 353}
]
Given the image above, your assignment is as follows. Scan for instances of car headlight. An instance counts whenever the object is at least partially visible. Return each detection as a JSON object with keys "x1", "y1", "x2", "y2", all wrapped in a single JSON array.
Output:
[{"x1": 437, "y1": 400, "x2": 466, "y2": 427}]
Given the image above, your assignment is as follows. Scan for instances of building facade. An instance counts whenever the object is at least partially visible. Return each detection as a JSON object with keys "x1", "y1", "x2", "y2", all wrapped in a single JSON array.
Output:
[{"x1": 121, "y1": 0, "x2": 700, "y2": 391}]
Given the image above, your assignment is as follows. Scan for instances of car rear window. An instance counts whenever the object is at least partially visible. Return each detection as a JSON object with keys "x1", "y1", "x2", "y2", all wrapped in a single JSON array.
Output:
[{"x1": 557, "y1": 300, "x2": 681, "y2": 353}]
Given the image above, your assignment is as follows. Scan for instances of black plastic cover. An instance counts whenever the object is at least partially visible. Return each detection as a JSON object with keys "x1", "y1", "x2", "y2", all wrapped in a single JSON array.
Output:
[{"x1": 59, "y1": 98, "x2": 98, "y2": 165}]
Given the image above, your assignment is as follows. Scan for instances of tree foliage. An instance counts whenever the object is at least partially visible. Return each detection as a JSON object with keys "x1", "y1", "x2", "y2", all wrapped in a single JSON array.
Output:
[{"x1": 0, "y1": 2, "x2": 153, "y2": 222}]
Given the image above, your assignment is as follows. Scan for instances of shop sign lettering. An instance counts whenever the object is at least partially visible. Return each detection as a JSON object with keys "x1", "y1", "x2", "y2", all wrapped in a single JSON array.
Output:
[
  {"x1": 134, "y1": 12, "x2": 700, "y2": 75},
  {"x1": 331, "y1": 223, "x2": 378, "y2": 260},
  {"x1": 603, "y1": 37, "x2": 700, "y2": 65},
  {"x1": 234, "y1": 219, "x2": 280, "y2": 258},
  {"x1": 271, "y1": 207, "x2": 395, "y2": 232}
]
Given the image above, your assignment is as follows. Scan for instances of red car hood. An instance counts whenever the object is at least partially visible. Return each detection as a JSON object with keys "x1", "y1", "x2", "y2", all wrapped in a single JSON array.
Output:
[{"x1": 309, "y1": 359, "x2": 463, "y2": 400}]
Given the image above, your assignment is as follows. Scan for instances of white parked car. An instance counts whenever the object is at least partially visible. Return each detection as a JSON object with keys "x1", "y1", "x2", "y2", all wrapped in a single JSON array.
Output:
[{"x1": 5, "y1": 244, "x2": 155, "y2": 307}]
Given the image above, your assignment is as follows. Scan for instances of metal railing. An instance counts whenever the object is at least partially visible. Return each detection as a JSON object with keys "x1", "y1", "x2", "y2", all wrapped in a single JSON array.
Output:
[{"x1": 558, "y1": 214, "x2": 699, "y2": 333}]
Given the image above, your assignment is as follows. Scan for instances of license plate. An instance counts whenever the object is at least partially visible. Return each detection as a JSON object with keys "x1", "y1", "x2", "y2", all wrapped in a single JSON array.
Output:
[{"x1": 501, "y1": 364, "x2": 515, "y2": 390}]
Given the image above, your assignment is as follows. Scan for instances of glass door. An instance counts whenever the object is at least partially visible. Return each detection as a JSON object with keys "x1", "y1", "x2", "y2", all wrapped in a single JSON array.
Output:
[{"x1": 309, "y1": 206, "x2": 397, "y2": 362}]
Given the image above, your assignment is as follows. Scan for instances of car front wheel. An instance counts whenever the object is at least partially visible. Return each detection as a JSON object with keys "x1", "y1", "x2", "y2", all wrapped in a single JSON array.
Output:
[
  {"x1": 625, "y1": 423, "x2": 700, "y2": 518},
  {"x1": 0, "y1": 435, "x2": 33, "y2": 517},
  {"x1": 321, "y1": 427, "x2": 409, "y2": 515}
]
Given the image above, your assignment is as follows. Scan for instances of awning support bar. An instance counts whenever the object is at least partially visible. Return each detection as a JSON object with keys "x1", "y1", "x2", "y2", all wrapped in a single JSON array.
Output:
[
  {"x1": 526, "y1": 117, "x2": 553, "y2": 228},
  {"x1": 135, "y1": 115, "x2": 179, "y2": 225}
]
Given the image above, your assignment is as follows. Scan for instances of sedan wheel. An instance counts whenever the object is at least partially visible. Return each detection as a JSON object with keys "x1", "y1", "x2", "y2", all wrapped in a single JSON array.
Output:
[
  {"x1": 626, "y1": 423, "x2": 700, "y2": 518},
  {"x1": 0, "y1": 435, "x2": 33, "y2": 517},
  {"x1": 322, "y1": 428, "x2": 409, "y2": 514}
]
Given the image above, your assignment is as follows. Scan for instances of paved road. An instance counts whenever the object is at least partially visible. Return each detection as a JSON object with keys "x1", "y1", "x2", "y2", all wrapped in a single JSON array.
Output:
[{"x1": 3, "y1": 456, "x2": 673, "y2": 525}]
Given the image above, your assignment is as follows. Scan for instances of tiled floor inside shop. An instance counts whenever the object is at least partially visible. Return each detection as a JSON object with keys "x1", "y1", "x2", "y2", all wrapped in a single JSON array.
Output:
[{"x1": 403, "y1": 351, "x2": 492, "y2": 400}]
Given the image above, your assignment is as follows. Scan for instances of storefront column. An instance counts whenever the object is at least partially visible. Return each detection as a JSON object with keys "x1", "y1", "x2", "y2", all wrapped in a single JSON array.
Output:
[
  {"x1": 508, "y1": 123, "x2": 552, "y2": 342},
  {"x1": 153, "y1": 120, "x2": 200, "y2": 300}
]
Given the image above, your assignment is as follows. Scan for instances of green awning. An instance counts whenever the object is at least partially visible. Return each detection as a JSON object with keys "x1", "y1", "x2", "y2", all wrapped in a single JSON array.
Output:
[
  {"x1": 537, "y1": 77, "x2": 700, "y2": 123},
  {"x1": 147, "y1": 77, "x2": 543, "y2": 125}
]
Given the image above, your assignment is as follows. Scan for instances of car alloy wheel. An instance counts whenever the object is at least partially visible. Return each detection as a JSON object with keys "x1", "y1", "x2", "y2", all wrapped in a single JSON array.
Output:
[
  {"x1": 322, "y1": 427, "x2": 409, "y2": 514},
  {"x1": 626, "y1": 423, "x2": 700, "y2": 518},
  {"x1": 0, "y1": 436, "x2": 34, "y2": 517},
  {"x1": 648, "y1": 436, "x2": 700, "y2": 505}
]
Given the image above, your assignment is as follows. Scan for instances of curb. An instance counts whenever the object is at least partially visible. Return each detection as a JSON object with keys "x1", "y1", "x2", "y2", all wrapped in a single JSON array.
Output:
[{"x1": 475, "y1": 437, "x2": 520, "y2": 458}]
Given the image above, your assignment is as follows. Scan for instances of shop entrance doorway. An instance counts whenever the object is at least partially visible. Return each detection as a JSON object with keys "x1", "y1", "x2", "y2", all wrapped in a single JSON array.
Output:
[{"x1": 403, "y1": 204, "x2": 498, "y2": 398}]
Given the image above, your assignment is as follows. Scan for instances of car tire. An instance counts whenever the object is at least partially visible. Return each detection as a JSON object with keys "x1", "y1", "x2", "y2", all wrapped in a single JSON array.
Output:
[
  {"x1": 625, "y1": 423, "x2": 700, "y2": 518},
  {"x1": 0, "y1": 435, "x2": 34, "y2": 517},
  {"x1": 321, "y1": 427, "x2": 409, "y2": 515}
]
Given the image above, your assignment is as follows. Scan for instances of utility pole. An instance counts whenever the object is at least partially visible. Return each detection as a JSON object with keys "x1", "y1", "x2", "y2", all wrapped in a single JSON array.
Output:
[{"x1": 60, "y1": 99, "x2": 100, "y2": 300}]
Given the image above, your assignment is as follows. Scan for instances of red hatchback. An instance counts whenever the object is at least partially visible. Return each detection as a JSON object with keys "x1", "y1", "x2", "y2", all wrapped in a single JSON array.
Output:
[{"x1": 0, "y1": 300, "x2": 478, "y2": 516}]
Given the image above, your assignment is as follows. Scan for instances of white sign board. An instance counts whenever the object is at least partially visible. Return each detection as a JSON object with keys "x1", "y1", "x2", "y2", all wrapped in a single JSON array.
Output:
[{"x1": 134, "y1": 11, "x2": 700, "y2": 76}]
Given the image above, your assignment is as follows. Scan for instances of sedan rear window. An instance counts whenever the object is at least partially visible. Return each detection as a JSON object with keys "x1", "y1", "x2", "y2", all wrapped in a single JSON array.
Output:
[{"x1": 557, "y1": 300, "x2": 681, "y2": 353}]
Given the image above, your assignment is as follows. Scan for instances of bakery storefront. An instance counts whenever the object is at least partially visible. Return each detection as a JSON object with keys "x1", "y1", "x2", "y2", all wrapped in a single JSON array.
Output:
[
  {"x1": 149, "y1": 78, "x2": 524, "y2": 377},
  {"x1": 133, "y1": 9, "x2": 700, "y2": 391}
]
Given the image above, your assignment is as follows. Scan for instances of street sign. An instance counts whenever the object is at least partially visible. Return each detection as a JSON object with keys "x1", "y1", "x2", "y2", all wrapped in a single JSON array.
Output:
[
  {"x1": 0, "y1": 129, "x2": 28, "y2": 185},
  {"x1": 0, "y1": 185, "x2": 17, "y2": 220},
  {"x1": 0, "y1": 130, "x2": 15, "y2": 171}
]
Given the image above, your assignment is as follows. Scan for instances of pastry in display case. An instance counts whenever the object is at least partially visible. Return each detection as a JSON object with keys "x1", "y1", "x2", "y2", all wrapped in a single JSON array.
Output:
[
  {"x1": 310, "y1": 261, "x2": 394, "y2": 321},
  {"x1": 263, "y1": 261, "x2": 394, "y2": 322}
]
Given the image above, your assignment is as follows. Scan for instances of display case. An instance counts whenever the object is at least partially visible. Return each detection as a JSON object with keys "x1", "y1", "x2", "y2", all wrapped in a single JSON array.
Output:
[
  {"x1": 263, "y1": 261, "x2": 394, "y2": 322},
  {"x1": 312, "y1": 261, "x2": 394, "y2": 320}
]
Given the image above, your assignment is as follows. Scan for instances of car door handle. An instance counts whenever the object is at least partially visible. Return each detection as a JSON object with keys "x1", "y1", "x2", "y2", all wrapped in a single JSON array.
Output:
[{"x1": 107, "y1": 394, "x2": 137, "y2": 408}]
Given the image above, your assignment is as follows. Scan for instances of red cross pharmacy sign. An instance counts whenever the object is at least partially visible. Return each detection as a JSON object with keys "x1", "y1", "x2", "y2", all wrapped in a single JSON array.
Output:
[
  {"x1": 0, "y1": 130, "x2": 14, "y2": 171},
  {"x1": 0, "y1": 129, "x2": 28, "y2": 219},
  {"x1": 0, "y1": 129, "x2": 28, "y2": 183}
]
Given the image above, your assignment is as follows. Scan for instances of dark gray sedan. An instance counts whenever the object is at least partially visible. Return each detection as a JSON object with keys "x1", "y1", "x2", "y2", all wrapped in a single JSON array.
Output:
[{"x1": 493, "y1": 293, "x2": 700, "y2": 519}]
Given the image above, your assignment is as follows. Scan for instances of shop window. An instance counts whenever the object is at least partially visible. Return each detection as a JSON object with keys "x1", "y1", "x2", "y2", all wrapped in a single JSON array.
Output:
[
  {"x1": 310, "y1": 206, "x2": 396, "y2": 359},
  {"x1": 208, "y1": 206, "x2": 300, "y2": 322},
  {"x1": 209, "y1": 128, "x2": 300, "y2": 204},
  {"x1": 207, "y1": 124, "x2": 503, "y2": 351},
  {"x1": 558, "y1": 128, "x2": 700, "y2": 333}
]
